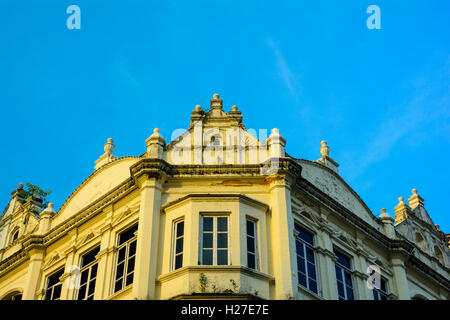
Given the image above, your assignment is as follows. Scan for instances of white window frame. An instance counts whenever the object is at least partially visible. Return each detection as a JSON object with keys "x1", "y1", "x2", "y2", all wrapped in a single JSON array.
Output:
[
  {"x1": 171, "y1": 219, "x2": 185, "y2": 271},
  {"x1": 76, "y1": 246, "x2": 100, "y2": 300},
  {"x1": 45, "y1": 268, "x2": 64, "y2": 300},
  {"x1": 112, "y1": 225, "x2": 137, "y2": 294},
  {"x1": 334, "y1": 250, "x2": 354, "y2": 300},
  {"x1": 295, "y1": 224, "x2": 319, "y2": 294},
  {"x1": 372, "y1": 277, "x2": 389, "y2": 300},
  {"x1": 246, "y1": 218, "x2": 259, "y2": 271},
  {"x1": 199, "y1": 215, "x2": 230, "y2": 266}
]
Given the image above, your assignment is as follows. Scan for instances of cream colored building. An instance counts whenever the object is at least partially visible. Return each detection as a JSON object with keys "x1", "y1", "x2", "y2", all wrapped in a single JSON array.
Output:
[{"x1": 0, "y1": 94, "x2": 449, "y2": 300}]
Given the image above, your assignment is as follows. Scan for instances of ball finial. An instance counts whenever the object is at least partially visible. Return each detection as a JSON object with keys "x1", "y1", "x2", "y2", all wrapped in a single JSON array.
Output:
[
  {"x1": 195, "y1": 105, "x2": 202, "y2": 112},
  {"x1": 213, "y1": 93, "x2": 220, "y2": 99},
  {"x1": 154, "y1": 128, "x2": 160, "y2": 134},
  {"x1": 231, "y1": 105, "x2": 238, "y2": 111}
]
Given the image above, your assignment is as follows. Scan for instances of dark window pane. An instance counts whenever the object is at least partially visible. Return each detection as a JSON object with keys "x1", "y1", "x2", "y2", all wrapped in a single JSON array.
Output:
[
  {"x1": 116, "y1": 262, "x2": 124, "y2": 279},
  {"x1": 203, "y1": 217, "x2": 213, "y2": 232},
  {"x1": 373, "y1": 290, "x2": 380, "y2": 300},
  {"x1": 337, "y1": 282, "x2": 345, "y2": 299},
  {"x1": 118, "y1": 247, "x2": 126, "y2": 262},
  {"x1": 88, "y1": 281, "x2": 96, "y2": 295},
  {"x1": 298, "y1": 272, "x2": 307, "y2": 287},
  {"x1": 247, "y1": 236, "x2": 255, "y2": 253},
  {"x1": 114, "y1": 280, "x2": 122, "y2": 293},
  {"x1": 309, "y1": 279, "x2": 318, "y2": 294},
  {"x1": 346, "y1": 286, "x2": 354, "y2": 300},
  {"x1": 119, "y1": 224, "x2": 138, "y2": 245},
  {"x1": 217, "y1": 233, "x2": 228, "y2": 249},
  {"x1": 246, "y1": 220, "x2": 255, "y2": 237},
  {"x1": 176, "y1": 221, "x2": 184, "y2": 237},
  {"x1": 307, "y1": 262, "x2": 316, "y2": 280},
  {"x1": 202, "y1": 250, "x2": 213, "y2": 265},
  {"x1": 80, "y1": 270, "x2": 89, "y2": 284},
  {"x1": 297, "y1": 257, "x2": 306, "y2": 273},
  {"x1": 335, "y1": 266, "x2": 343, "y2": 281},
  {"x1": 81, "y1": 246, "x2": 100, "y2": 267},
  {"x1": 217, "y1": 217, "x2": 228, "y2": 232},
  {"x1": 48, "y1": 269, "x2": 64, "y2": 287},
  {"x1": 175, "y1": 254, "x2": 183, "y2": 269},
  {"x1": 129, "y1": 240, "x2": 136, "y2": 257},
  {"x1": 335, "y1": 251, "x2": 351, "y2": 269},
  {"x1": 296, "y1": 241, "x2": 304, "y2": 256},
  {"x1": 380, "y1": 279, "x2": 387, "y2": 292},
  {"x1": 127, "y1": 257, "x2": 136, "y2": 274},
  {"x1": 203, "y1": 233, "x2": 213, "y2": 248},
  {"x1": 176, "y1": 238, "x2": 184, "y2": 253},
  {"x1": 248, "y1": 253, "x2": 256, "y2": 269},
  {"x1": 91, "y1": 264, "x2": 98, "y2": 278},
  {"x1": 217, "y1": 250, "x2": 228, "y2": 265},
  {"x1": 344, "y1": 272, "x2": 352, "y2": 286},
  {"x1": 53, "y1": 284, "x2": 62, "y2": 300},
  {"x1": 126, "y1": 273, "x2": 134, "y2": 286},
  {"x1": 306, "y1": 248, "x2": 315, "y2": 263},
  {"x1": 78, "y1": 284, "x2": 87, "y2": 300}
]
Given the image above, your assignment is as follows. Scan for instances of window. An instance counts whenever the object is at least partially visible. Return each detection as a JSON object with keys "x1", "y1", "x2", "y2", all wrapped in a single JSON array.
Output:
[
  {"x1": 45, "y1": 268, "x2": 64, "y2": 300},
  {"x1": 295, "y1": 225, "x2": 318, "y2": 294},
  {"x1": 199, "y1": 216, "x2": 228, "y2": 265},
  {"x1": 246, "y1": 219, "x2": 258, "y2": 270},
  {"x1": 113, "y1": 224, "x2": 137, "y2": 293},
  {"x1": 172, "y1": 220, "x2": 184, "y2": 270},
  {"x1": 77, "y1": 246, "x2": 100, "y2": 300},
  {"x1": 12, "y1": 231, "x2": 19, "y2": 242},
  {"x1": 334, "y1": 250, "x2": 354, "y2": 300},
  {"x1": 373, "y1": 278, "x2": 388, "y2": 300}
]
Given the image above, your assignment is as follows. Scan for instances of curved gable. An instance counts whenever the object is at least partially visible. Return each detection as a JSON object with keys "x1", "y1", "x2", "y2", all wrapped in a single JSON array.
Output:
[
  {"x1": 52, "y1": 157, "x2": 139, "y2": 225},
  {"x1": 297, "y1": 159, "x2": 379, "y2": 227}
]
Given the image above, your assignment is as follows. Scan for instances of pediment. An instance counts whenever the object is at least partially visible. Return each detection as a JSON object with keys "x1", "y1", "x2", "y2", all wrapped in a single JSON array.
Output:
[{"x1": 296, "y1": 159, "x2": 379, "y2": 228}]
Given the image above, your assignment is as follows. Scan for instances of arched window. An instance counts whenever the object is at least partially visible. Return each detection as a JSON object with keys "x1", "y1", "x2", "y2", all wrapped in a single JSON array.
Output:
[
  {"x1": 412, "y1": 294, "x2": 428, "y2": 300},
  {"x1": 10, "y1": 228, "x2": 19, "y2": 244}
]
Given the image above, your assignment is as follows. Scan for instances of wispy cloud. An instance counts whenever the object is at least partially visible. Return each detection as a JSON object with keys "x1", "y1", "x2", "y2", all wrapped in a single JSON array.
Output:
[
  {"x1": 267, "y1": 38, "x2": 301, "y2": 100},
  {"x1": 343, "y1": 58, "x2": 450, "y2": 179},
  {"x1": 113, "y1": 52, "x2": 140, "y2": 88}
]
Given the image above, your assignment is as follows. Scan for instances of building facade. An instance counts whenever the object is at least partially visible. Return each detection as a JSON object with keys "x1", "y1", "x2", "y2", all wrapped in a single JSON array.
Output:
[{"x1": 0, "y1": 94, "x2": 449, "y2": 300}]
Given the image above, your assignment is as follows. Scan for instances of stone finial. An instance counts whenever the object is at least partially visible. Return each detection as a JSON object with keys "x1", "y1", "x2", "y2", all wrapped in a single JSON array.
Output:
[
  {"x1": 267, "y1": 128, "x2": 286, "y2": 158},
  {"x1": 146, "y1": 128, "x2": 166, "y2": 159},
  {"x1": 315, "y1": 140, "x2": 339, "y2": 174},
  {"x1": 210, "y1": 93, "x2": 223, "y2": 110},
  {"x1": 320, "y1": 140, "x2": 330, "y2": 157},
  {"x1": 379, "y1": 208, "x2": 395, "y2": 238},
  {"x1": 104, "y1": 138, "x2": 115, "y2": 155},
  {"x1": 95, "y1": 138, "x2": 119, "y2": 170},
  {"x1": 195, "y1": 105, "x2": 202, "y2": 112},
  {"x1": 407, "y1": 188, "x2": 424, "y2": 210},
  {"x1": 231, "y1": 105, "x2": 238, "y2": 111},
  {"x1": 38, "y1": 202, "x2": 54, "y2": 234},
  {"x1": 394, "y1": 196, "x2": 409, "y2": 225},
  {"x1": 18, "y1": 183, "x2": 24, "y2": 190}
]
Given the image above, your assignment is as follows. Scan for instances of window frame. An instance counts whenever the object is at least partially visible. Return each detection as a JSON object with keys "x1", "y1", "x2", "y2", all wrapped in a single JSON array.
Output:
[
  {"x1": 45, "y1": 267, "x2": 65, "y2": 300},
  {"x1": 334, "y1": 249, "x2": 355, "y2": 300},
  {"x1": 246, "y1": 218, "x2": 259, "y2": 271},
  {"x1": 372, "y1": 277, "x2": 389, "y2": 300},
  {"x1": 76, "y1": 245, "x2": 100, "y2": 300},
  {"x1": 294, "y1": 224, "x2": 319, "y2": 295},
  {"x1": 199, "y1": 214, "x2": 230, "y2": 266},
  {"x1": 112, "y1": 224, "x2": 138, "y2": 294},
  {"x1": 171, "y1": 219, "x2": 185, "y2": 271}
]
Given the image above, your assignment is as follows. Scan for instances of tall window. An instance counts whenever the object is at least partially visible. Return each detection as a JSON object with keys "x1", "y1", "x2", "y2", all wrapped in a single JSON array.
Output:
[
  {"x1": 45, "y1": 268, "x2": 64, "y2": 300},
  {"x1": 200, "y1": 216, "x2": 228, "y2": 265},
  {"x1": 334, "y1": 250, "x2": 354, "y2": 300},
  {"x1": 295, "y1": 225, "x2": 318, "y2": 294},
  {"x1": 113, "y1": 224, "x2": 137, "y2": 293},
  {"x1": 172, "y1": 220, "x2": 184, "y2": 270},
  {"x1": 373, "y1": 278, "x2": 388, "y2": 300},
  {"x1": 77, "y1": 246, "x2": 100, "y2": 300},
  {"x1": 246, "y1": 219, "x2": 258, "y2": 270}
]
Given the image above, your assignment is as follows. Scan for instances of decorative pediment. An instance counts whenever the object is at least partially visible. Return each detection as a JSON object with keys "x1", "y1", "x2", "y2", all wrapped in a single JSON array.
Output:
[
  {"x1": 111, "y1": 204, "x2": 140, "y2": 227},
  {"x1": 42, "y1": 251, "x2": 65, "y2": 271}
]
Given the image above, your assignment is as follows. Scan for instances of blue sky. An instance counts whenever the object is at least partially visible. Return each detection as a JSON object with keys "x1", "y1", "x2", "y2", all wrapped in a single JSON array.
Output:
[{"x1": 1, "y1": 1, "x2": 449, "y2": 231}]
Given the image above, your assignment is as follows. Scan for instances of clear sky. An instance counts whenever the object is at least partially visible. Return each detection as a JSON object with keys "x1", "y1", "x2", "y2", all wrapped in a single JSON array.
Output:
[{"x1": 1, "y1": 1, "x2": 449, "y2": 231}]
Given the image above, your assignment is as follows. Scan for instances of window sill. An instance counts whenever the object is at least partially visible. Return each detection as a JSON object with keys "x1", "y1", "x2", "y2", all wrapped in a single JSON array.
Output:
[
  {"x1": 297, "y1": 285, "x2": 323, "y2": 300},
  {"x1": 107, "y1": 285, "x2": 133, "y2": 300}
]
